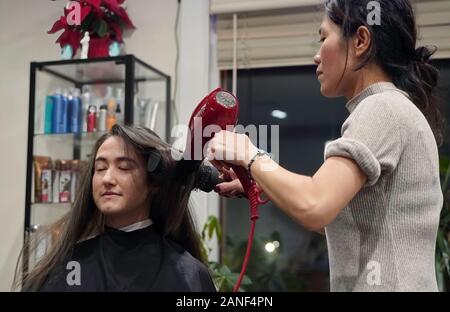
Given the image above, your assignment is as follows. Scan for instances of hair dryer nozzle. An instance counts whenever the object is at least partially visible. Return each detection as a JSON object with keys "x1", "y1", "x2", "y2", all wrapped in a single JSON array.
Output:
[
  {"x1": 215, "y1": 90, "x2": 237, "y2": 108},
  {"x1": 195, "y1": 164, "x2": 222, "y2": 192}
]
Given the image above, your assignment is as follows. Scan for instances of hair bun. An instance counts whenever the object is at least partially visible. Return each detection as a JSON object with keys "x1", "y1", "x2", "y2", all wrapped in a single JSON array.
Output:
[{"x1": 414, "y1": 46, "x2": 437, "y2": 64}]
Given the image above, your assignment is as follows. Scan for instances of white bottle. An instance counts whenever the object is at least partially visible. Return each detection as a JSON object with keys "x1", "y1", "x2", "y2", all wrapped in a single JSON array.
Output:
[{"x1": 98, "y1": 104, "x2": 107, "y2": 131}]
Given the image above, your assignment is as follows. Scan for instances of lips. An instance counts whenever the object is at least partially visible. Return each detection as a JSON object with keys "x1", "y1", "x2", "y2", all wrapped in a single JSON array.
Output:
[
  {"x1": 316, "y1": 70, "x2": 323, "y2": 77},
  {"x1": 102, "y1": 191, "x2": 121, "y2": 197}
]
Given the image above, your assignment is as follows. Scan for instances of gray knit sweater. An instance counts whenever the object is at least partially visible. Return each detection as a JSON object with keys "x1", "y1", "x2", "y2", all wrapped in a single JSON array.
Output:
[{"x1": 324, "y1": 82, "x2": 443, "y2": 292}]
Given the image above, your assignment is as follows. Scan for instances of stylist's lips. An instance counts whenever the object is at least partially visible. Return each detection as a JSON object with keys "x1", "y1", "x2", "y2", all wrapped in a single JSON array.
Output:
[{"x1": 316, "y1": 70, "x2": 323, "y2": 78}]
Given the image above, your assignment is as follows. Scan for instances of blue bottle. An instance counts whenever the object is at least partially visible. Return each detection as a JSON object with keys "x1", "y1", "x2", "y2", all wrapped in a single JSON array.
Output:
[
  {"x1": 69, "y1": 89, "x2": 82, "y2": 133},
  {"x1": 44, "y1": 95, "x2": 54, "y2": 134},
  {"x1": 53, "y1": 90, "x2": 68, "y2": 133}
]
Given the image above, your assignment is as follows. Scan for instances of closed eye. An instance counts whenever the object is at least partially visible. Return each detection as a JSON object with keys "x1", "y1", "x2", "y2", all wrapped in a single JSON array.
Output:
[{"x1": 117, "y1": 162, "x2": 134, "y2": 171}]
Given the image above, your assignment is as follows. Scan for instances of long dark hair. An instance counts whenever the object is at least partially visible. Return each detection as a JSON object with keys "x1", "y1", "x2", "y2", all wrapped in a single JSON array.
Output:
[
  {"x1": 14, "y1": 124, "x2": 205, "y2": 291},
  {"x1": 325, "y1": 0, "x2": 444, "y2": 145}
]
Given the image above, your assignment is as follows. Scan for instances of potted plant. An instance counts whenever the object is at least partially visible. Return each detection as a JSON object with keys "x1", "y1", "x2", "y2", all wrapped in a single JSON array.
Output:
[
  {"x1": 48, "y1": 0, "x2": 135, "y2": 58},
  {"x1": 200, "y1": 216, "x2": 252, "y2": 291}
]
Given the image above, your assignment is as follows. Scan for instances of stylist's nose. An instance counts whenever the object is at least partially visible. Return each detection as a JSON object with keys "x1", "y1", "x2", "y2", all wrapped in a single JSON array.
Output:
[{"x1": 314, "y1": 53, "x2": 321, "y2": 65}]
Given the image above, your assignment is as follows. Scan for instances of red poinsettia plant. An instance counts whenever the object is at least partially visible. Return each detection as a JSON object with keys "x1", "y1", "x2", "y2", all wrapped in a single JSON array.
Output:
[{"x1": 48, "y1": 0, "x2": 135, "y2": 58}]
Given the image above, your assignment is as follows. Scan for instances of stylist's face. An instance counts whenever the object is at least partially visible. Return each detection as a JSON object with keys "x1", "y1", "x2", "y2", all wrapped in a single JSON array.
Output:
[
  {"x1": 92, "y1": 136, "x2": 151, "y2": 224},
  {"x1": 314, "y1": 16, "x2": 352, "y2": 97}
]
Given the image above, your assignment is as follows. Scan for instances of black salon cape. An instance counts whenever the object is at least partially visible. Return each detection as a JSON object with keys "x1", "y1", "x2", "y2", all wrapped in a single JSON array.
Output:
[{"x1": 39, "y1": 225, "x2": 216, "y2": 292}]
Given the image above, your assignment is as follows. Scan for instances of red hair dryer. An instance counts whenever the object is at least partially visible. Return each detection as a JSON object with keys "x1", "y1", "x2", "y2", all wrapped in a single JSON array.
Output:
[{"x1": 186, "y1": 88, "x2": 269, "y2": 292}]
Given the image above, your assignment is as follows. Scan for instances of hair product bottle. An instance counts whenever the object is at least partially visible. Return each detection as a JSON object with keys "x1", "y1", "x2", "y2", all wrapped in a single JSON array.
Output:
[
  {"x1": 87, "y1": 105, "x2": 97, "y2": 132},
  {"x1": 106, "y1": 100, "x2": 117, "y2": 130},
  {"x1": 44, "y1": 95, "x2": 54, "y2": 134},
  {"x1": 52, "y1": 89, "x2": 67, "y2": 133},
  {"x1": 115, "y1": 87, "x2": 124, "y2": 124},
  {"x1": 69, "y1": 88, "x2": 82, "y2": 133},
  {"x1": 98, "y1": 104, "x2": 107, "y2": 131},
  {"x1": 81, "y1": 86, "x2": 92, "y2": 132}
]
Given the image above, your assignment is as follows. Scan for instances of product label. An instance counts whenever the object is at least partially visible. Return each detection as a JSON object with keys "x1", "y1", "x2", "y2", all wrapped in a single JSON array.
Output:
[
  {"x1": 41, "y1": 169, "x2": 52, "y2": 203},
  {"x1": 59, "y1": 171, "x2": 72, "y2": 203}
]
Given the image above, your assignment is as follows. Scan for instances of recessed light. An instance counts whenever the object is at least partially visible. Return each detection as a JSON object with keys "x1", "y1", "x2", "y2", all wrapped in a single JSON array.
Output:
[{"x1": 271, "y1": 110, "x2": 287, "y2": 119}]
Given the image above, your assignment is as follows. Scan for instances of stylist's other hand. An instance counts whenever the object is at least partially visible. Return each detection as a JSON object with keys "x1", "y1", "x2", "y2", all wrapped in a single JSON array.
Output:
[
  {"x1": 213, "y1": 166, "x2": 245, "y2": 198},
  {"x1": 206, "y1": 130, "x2": 258, "y2": 168}
]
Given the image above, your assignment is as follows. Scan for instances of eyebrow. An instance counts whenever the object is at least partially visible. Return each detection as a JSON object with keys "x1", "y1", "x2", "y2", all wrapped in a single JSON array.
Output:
[{"x1": 95, "y1": 156, "x2": 138, "y2": 165}]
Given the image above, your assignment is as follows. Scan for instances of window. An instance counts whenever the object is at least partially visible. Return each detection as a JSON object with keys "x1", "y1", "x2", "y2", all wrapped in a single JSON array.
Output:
[{"x1": 221, "y1": 65, "x2": 346, "y2": 291}]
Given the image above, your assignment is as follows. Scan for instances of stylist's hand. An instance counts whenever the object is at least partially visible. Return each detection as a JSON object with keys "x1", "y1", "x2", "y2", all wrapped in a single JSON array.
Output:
[
  {"x1": 214, "y1": 166, "x2": 245, "y2": 198},
  {"x1": 206, "y1": 130, "x2": 258, "y2": 198},
  {"x1": 206, "y1": 130, "x2": 258, "y2": 168}
]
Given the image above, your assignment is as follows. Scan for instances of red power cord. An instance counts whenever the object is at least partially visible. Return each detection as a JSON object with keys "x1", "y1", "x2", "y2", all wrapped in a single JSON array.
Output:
[{"x1": 232, "y1": 184, "x2": 267, "y2": 292}]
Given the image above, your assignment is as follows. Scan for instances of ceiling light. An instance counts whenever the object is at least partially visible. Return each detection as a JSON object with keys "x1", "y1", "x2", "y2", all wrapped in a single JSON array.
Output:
[{"x1": 271, "y1": 110, "x2": 287, "y2": 119}]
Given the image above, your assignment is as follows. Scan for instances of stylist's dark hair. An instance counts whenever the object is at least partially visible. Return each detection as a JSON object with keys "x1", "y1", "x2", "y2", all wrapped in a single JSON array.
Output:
[
  {"x1": 14, "y1": 124, "x2": 205, "y2": 291},
  {"x1": 325, "y1": 0, "x2": 444, "y2": 145}
]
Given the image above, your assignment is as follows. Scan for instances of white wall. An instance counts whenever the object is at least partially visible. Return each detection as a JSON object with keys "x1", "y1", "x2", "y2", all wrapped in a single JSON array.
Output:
[
  {"x1": 178, "y1": 0, "x2": 220, "y2": 261},
  {"x1": 0, "y1": 0, "x2": 217, "y2": 291}
]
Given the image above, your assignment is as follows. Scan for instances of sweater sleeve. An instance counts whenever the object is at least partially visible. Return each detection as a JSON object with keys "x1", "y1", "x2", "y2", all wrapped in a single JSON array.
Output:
[{"x1": 325, "y1": 94, "x2": 404, "y2": 186}]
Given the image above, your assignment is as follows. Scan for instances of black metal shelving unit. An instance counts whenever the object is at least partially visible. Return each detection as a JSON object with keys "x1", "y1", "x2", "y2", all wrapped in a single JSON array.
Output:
[{"x1": 23, "y1": 55, "x2": 171, "y2": 274}]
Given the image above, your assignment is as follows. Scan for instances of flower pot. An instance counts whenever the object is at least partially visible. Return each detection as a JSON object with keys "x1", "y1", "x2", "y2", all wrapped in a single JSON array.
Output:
[{"x1": 88, "y1": 37, "x2": 112, "y2": 58}]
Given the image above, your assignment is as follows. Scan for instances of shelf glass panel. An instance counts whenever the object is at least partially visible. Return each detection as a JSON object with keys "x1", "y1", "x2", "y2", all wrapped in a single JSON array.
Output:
[
  {"x1": 40, "y1": 60, "x2": 126, "y2": 84},
  {"x1": 135, "y1": 60, "x2": 167, "y2": 82},
  {"x1": 30, "y1": 202, "x2": 71, "y2": 228},
  {"x1": 33, "y1": 131, "x2": 108, "y2": 160}
]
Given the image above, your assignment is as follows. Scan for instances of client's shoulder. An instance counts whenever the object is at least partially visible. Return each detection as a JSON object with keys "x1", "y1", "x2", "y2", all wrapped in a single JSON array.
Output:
[{"x1": 163, "y1": 238, "x2": 209, "y2": 273}]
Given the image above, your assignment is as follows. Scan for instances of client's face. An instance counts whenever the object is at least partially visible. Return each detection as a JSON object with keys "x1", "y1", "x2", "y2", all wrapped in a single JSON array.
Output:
[{"x1": 92, "y1": 136, "x2": 151, "y2": 228}]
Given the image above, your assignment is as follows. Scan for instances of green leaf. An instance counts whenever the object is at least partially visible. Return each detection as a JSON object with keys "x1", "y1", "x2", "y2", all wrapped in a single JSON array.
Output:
[
  {"x1": 437, "y1": 229, "x2": 447, "y2": 253},
  {"x1": 208, "y1": 261, "x2": 219, "y2": 271},
  {"x1": 97, "y1": 20, "x2": 108, "y2": 37},
  {"x1": 81, "y1": 12, "x2": 95, "y2": 30},
  {"x1": 441, "y1": 157, "x2": 450, "y2": 192},
  {"x1": 224, "y1": 273, "x2": 252, "y2": 291},
  {"x1": 203, "y1": 215, "x2": 222, "y2": 242},
  {"x1": 216, "y1": 220, "x2": 222, "y2": 242},
  {"x1": 208, "y1": 217, "x2": 215, "y2": 240},
  {"x1": 240, "y1": 275, "x2": 252, "y2": 286},
  {"x1": 440, "y1": 157, "x2": 450, "y2": 176},
  {"x1": 219, "y1": 265, "x2": 231, "y2": 276},
  {"x1": 93, "y1": 19, "x2": 108, "y2": 37},
  {"x1": 201, "y1": 222, "x2": 208, "y2": 241}
]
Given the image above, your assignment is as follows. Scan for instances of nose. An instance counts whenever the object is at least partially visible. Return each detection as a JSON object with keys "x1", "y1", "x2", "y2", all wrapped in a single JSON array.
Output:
[
  {"x1": 314, "y1": 53, "x2": 321, "y2": 65},
  {"x1": 102, "y1": 168, "x2": 117, "y2": 186}
]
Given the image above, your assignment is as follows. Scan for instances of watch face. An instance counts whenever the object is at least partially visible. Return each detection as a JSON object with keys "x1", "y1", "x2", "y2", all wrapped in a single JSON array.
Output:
[{"x1": 215, "y1": 91, "x2": 236, "y2": 108}]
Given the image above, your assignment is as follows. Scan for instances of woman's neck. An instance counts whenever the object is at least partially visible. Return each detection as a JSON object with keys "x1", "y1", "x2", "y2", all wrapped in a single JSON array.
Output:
[
  {"x1": 105, "y1": 210, "x2": 150, "y2": 229},
  {"x1": 345, "y1": 65, "x2": 393, "y2": 101}
]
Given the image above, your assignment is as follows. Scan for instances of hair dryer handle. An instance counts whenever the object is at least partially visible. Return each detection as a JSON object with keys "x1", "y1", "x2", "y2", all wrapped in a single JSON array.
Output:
[{"x1": 231, "y1": 165, "x2": 269, "y2": 220}]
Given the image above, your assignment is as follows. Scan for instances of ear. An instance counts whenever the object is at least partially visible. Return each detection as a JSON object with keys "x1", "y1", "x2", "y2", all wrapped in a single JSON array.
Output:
[{"x1": 353, "y1": 26, "x2": 372, "y2": 58}]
